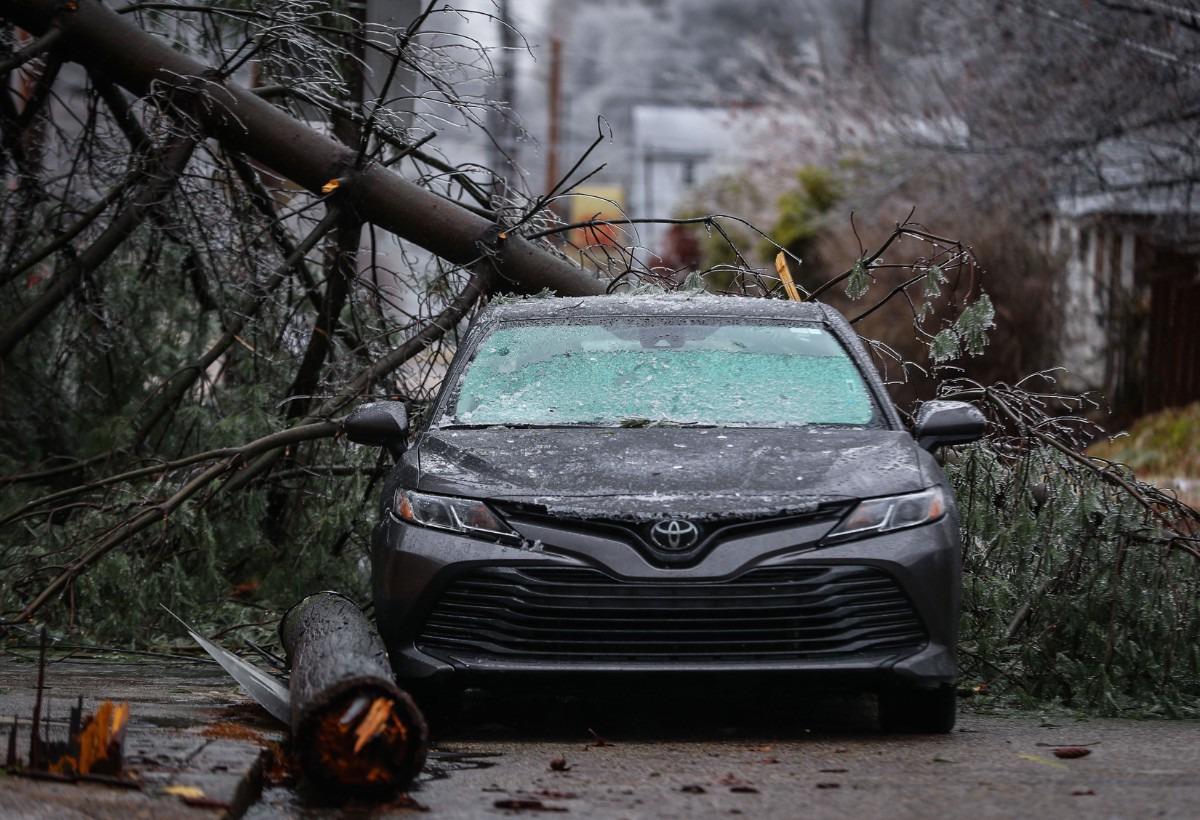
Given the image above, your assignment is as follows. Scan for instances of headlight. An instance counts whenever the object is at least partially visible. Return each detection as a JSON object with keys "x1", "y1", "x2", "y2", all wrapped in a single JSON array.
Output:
[
  {"x1": 824, "y1": 487, "x2": 946, "y2": 542},
  {"x1": 393, "y1": 488, "x2": 517, "y2": 541}
]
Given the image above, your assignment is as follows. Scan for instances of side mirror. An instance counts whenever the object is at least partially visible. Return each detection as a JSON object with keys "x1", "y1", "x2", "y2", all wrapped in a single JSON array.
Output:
[
  {"x1": 344, "y1": 401, "x2": 410, "y2": 459},
  {"x1": 913, "y1": 400, "x2": 986, "y2": 452}
]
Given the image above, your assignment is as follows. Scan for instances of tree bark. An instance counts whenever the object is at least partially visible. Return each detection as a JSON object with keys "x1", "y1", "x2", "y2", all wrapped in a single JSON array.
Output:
[
  {"x1": 280, "y1": 592, "x2": 427, "y2": 795},
  {"x1": 0, "y1": 0, "x2": 604, "y2": 298}
]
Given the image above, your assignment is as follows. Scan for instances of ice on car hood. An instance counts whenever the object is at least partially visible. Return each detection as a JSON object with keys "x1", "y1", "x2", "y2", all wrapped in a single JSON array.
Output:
[{"x1": 414, "y1": 426, "x2": 927, "y2": 519}]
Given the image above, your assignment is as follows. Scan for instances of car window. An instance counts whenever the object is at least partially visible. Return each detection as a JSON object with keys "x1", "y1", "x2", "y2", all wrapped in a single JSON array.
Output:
[{"x1": 442, "y1": 320, "x2": 879, "y2": 428}]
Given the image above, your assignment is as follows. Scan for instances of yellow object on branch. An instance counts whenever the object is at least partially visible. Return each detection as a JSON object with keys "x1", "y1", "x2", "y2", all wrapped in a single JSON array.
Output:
[{"x1": 775, "y1": 252, "x2": 802, "y2": 302}]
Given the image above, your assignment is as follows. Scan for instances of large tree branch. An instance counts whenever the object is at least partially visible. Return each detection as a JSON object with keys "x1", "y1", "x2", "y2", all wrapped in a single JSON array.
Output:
[
  {"x1": 219, "y1": 266, "x2": 492, "y2": 495},
  {"x1": 130, "y1": 206, "x2": 345, "y2": 450},
  {"x1": 0, "y1": 193, "x2": 344, "y2": 491},
  {"x1": 252, "y1": 84, "x2": 496, "y2": 214},
  {"x1": 1, "y1": 0, "x2": 603, "y2": 300},
  {"x1": 0, "y1": 173, "x2": 137, "y2": 288},
  {"x1": 15, "y1": 420, "x2": 343, "y2": 621},
  {"x1": 0, "y1": 133, "x2": 198, "y2": 359},
  {"x1": 283, "y1": 211, "x2": 358, "y2": 420}
]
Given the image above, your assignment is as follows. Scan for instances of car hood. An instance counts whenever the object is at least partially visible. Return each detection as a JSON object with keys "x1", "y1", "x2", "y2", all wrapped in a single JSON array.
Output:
[{"x1": 414, "y1": 426, "x2": 928, "y2": 520}]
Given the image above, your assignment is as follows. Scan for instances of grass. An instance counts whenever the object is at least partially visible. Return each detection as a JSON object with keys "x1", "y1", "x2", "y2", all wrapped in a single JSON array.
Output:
[{"x1": 1088, "y1": 402, "x2": 1200, "y2": 507}]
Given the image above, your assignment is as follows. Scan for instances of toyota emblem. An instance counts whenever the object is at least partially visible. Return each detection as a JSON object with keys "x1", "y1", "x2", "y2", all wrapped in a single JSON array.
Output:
[{"x1": 649, "y1": 518, "x2": 701, "y2": 551}]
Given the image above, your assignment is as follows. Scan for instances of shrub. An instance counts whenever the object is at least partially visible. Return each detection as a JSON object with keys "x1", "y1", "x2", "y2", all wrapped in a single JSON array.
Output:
[{"x1": 951, "y1": 442, "x2": 1200, "y2": 716}]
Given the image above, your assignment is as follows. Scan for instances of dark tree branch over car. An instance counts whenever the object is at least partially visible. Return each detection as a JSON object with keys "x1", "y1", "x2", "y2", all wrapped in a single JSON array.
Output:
[{"x1": 0, "y1": 0, "x2": 602, "y2": 340}]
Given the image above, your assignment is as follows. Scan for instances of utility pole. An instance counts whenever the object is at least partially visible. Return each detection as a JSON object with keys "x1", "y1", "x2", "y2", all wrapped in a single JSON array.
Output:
[
  {"x1": 546, "y1": 34, "x2": 563, "y2": 199},
  {"x1": 488, "y1": 0, "x2": 519, "y2": 199},
  {"x1": 861, "y1": 0, "x2": 873, "y2": 62}
]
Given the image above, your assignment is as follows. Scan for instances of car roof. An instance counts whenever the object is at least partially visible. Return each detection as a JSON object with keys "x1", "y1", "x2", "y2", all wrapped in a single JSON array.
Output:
[{"x1": 480, "y1": 292, "x2": 838, "y2": 324}]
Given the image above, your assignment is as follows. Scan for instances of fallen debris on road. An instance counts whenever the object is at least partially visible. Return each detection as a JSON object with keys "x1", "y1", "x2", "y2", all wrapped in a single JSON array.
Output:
[
  {"x1": 280, "y1": 591, "x2": 427, "y2": 796},
  {"x1": 3, "y1": 630, "x2": 134, "y2": 787}
]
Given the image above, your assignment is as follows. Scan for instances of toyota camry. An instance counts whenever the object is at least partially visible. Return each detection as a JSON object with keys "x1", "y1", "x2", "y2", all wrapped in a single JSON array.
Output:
[{"x1": 345, "y1": 293, "x2": 986, "y2": 732}]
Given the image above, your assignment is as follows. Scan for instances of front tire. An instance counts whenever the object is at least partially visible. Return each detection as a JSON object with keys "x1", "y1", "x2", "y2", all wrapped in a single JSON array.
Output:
[
  {"x1": 878, "y1": 684, "x2": 957, "y2": 733},
  {"x1": 402, "y1": 683, "x2": 462, "y2": 735}
]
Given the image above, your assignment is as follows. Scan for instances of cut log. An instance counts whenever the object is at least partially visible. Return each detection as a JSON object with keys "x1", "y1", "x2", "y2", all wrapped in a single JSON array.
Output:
[{"x1": 280, "y1": 592, "x2": 427, "y2": 796}]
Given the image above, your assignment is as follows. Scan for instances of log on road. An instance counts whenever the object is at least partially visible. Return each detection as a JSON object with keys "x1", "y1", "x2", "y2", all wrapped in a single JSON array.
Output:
[{"x1": 280, "y1": 592, "x2": 427, "y2": 796}]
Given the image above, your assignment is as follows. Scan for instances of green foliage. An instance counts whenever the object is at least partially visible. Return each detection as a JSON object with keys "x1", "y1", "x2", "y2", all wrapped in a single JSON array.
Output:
[
  {"x1": 923, "y1": 263, "x2": 948, "y2": 298},
  {"x1": 1, "y1": 438, "x2": 377, "y2": 645},
  {"x1": 956, "y1": 293, "x2": 995, "y2": 356},
  {"x1": 2, "y1": 239, "x2": 208, "y2": 461},
  {"x1": 930, "y1": 328, "x2": 961, "y2": 362},
  {"x1": 677, "y1": 270, "x2": 707, "y2": 293},
  {"x1": 765, "y1": 165, "x2": 843, "y2": 289},
  {"x1": 949, "y1": 443, "x2": 1200, "y2": 716},
  {"x1": 845, "y1": 256, "x2": 870, "y2": 300},
  {"x1": 930, "y1": 294, "x2": 995, "y2": 362},
  {"x1": 0, "y1": 223, "x2": 381, "y2": 646}
]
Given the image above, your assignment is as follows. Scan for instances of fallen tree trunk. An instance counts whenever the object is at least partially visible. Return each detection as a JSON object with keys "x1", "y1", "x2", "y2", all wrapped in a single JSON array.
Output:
[
  {"x1": 0, "y1": 1, "x2": 604, "y2": 358},
  {"x1": 280, "y1": 592, "x2": 427, "y2": 796}
]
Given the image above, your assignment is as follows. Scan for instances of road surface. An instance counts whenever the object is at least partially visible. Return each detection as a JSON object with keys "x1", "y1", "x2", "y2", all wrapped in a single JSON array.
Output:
[{"x1": 1, "y1": 653, "x2": 1197, "y2": 818}]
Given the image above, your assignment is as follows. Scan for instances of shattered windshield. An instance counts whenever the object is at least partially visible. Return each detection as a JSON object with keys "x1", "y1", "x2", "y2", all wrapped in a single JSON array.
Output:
[{"x1": 442, "y1": 319, "x2": 879, "y2": 428}]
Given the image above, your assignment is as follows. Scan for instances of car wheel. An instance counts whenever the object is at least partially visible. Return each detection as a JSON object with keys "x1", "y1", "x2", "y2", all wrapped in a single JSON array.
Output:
[
  {"x1": 405, "y1": 685, "x2": 462, "y2": 733},
  {"x1": 878, "y1": 684, "x2": 957, "y2": 734}
]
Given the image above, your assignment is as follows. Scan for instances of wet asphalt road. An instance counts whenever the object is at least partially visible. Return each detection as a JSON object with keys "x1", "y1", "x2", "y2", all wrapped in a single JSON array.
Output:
[
  {"x1": 397, "y1": 710, "x2": 1200, "y2": 819},
  {"x1": 2, "y1": 654, "x2": 1198, "y2": 818},
  {"x1": 349, "y1": 691, "x2": 1200, "y2": 820}
]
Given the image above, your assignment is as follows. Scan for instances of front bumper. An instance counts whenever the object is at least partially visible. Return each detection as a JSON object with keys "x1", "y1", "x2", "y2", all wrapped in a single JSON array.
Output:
[{"x1": 372, "y1": 509, "x2": 961, "y2": 691}]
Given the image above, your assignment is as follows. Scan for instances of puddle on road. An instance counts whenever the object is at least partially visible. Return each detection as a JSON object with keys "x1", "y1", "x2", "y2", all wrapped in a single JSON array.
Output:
[
  {"x1": 242, "y1": 750, "x2": 501, "y2": 818},
  {"x1": 419, "y1": 750, "x2": 502, "y2": 782}
]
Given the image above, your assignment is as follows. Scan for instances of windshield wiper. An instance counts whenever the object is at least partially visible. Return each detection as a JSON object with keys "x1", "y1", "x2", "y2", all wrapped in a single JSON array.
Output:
[
  {"x1": 616, "y1": 418, "x2": 705, "y2": 428},
  {"x1": 437, "y1": 419, "x2": 709, "y2": 430},
  {"x1": 438, "y1": 422, "x2": 580, "y2": 430}
]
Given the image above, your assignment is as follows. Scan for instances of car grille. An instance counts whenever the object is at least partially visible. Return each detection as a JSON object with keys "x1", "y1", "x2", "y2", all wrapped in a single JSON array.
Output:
[
  {"x1": 416, "y1": 564, "x2": 926, "y2": 663},
  {"x1": 495, "y1": 505, "x2": 850, "y2": 567}
]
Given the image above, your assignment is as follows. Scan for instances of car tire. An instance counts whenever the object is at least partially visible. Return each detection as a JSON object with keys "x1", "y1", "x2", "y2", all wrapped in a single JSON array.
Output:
[
  {"x1": 878, "y1": 684, "x2": 957, "y2": 734},
  {"x1": 405, "y1": 685, "x2": 462, "y2": 733}
]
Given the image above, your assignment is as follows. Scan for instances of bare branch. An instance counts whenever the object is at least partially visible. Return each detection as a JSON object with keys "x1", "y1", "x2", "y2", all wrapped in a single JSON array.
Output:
[{"x1": 0, "y1": 134, "x2": 199, "y2": 360}]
